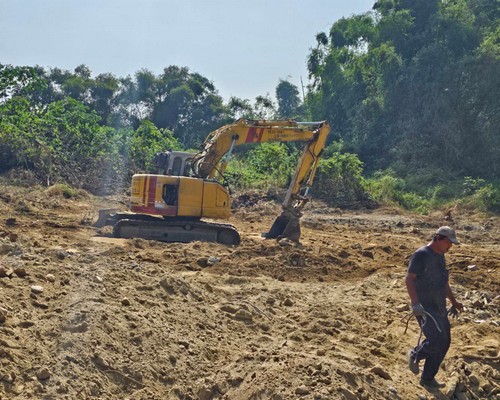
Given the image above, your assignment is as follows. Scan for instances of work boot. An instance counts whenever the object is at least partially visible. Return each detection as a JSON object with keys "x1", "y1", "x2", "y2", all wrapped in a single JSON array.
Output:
[
  {"x1": 407, "y1": 350, "x2": 419, "y2": 375},
  {"x1": 419, "y1": 378, "x2": 445, "y2": 388}
]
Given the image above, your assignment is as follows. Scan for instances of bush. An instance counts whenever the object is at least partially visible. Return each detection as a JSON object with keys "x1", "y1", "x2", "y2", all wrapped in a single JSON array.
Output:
[
  {"x1": 474, "y1": 184, "x2": 500, "y2": 213},
  {"x1": 462, "y1": 176, "x2": 487, "y2": 196},
  {"x1": 0, "y1": 96, "x2": 185, "y2": 193},
  {"x1": 0, "y1": 97, "x2": 129, "y2": 192},
  {"x1": 397, "y1": 192, "x2": 429, "y2": 214},
  {"x1": 365, "y1": 171, "x2": 500, "y2": 214},
  {"x1": 225, "y1": 143, "x2": 298, "y2": 191},
  {"x1": 364, "y1": 172, "x2": 404, "y2": 204},
  {"x1": 246, "y1": 143, "x2": 298, "y2": 184},
  {"x1": 427, "y1": 182, "x2": 462, "y2": 202},
  {"x1": 315, "y1": 152, "x2": 369, "y2": 206},
  {"x1": 45, "y1": 183, "x2": 81, "y2": 199},
  {"x1": 224, "y1": 159, "x2": 265, "y2": 190},
  {"x1": 365, "y1": 172, "x2": 430, "y2": 212}
]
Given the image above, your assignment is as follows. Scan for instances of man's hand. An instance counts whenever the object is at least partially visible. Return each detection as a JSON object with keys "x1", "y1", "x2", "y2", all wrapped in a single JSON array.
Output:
[
  {"x1": 412, "y1": 303, "x2": 425, "y2": 317},
  {"x1": 448, "y1": 305, "x2": 459, "y2": 318},
  {"x1": 453, "y1": 301, "x2": 464, "y2": 312},
  {"x1": 448, "y1": 301, "x2": 464, "y2": 318}
]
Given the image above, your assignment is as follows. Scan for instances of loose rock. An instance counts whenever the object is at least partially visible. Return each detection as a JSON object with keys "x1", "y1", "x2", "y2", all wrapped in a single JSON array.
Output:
[
  {"x1": 370, "y1": 366, "x2": 392, "y2": 380},
  {"x1": 295, "y1": 386, "x2": 310, "y2": 395},
  {"x1": 234, "y1": 309, "x2": 253, "y2": 322},
  {"x1": 36, "y1": 368, "x2": 50, "y2": 381},
  {"x1": 14, "y1": 268, "x2": 27, "y2": 278},
  {"x1": 121, "y1": 297, "x2": 131, "y2": 306},
  {"x1": 31, "y1": 285, "x2": 44, "y2": 294},
  {"x1": 283, "y1": 298, "x2": 294, "y2": 307}
]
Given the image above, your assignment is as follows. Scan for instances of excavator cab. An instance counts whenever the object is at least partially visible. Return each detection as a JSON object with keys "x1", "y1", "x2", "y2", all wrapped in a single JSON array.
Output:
[{"x1": 152, "y1": 151, "x2": 195, "y2": 176}]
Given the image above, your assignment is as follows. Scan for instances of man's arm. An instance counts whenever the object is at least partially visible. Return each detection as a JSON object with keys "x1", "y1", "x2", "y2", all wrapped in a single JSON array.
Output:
[
  {"x1": 405, "y1": 272, "x2": 419, "y2": 305},
  {"x1": 406, "y1": 272, "x2": 425, "y2": 316},
  {"x1": 446, "y1": 283, "x2": 464, "y2": 311}
]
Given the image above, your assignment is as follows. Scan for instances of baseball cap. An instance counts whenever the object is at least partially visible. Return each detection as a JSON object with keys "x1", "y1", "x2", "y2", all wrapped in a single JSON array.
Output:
[{"x1": 436, "y1": 226, "x2": 460, "y2": 244}]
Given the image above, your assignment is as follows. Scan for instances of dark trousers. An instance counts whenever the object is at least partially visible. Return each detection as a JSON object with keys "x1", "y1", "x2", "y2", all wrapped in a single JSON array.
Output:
[{"x1": 413, "y1": 313, "x2": 451, "y2": 381}]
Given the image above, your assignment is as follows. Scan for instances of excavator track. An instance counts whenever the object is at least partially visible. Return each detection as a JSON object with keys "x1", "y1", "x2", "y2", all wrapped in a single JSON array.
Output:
[{"x1": 112, "y1": 218, "x2": 240, "y2": 245}]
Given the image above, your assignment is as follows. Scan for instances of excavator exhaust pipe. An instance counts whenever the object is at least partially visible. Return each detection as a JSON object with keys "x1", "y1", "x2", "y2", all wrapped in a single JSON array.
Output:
[{"x1": 264, "y1": 211, "x2": 301, "y2": 243}]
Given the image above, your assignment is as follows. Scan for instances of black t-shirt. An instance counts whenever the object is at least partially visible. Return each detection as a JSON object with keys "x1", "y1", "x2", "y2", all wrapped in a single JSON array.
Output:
[{"x1": 408, "y1": 246, "x2": 449, "y2": 316}]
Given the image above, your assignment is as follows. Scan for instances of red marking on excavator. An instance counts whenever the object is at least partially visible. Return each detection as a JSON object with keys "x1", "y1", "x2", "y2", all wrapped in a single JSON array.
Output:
[
  {"x1": 148, "y1": 176, "x2": 157, "y2": 209},
  {"x1": 245, "y1": 128, "x2": 263, "y2": 143},
  {"x1": 142, "y1": 177, "x2": 148, "y2": 207}
]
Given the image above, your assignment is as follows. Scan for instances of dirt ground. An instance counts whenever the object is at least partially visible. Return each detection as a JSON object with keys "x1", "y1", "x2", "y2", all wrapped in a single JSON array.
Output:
[{"x1": 0, "y1": 181, "x2": 498, "y2": 400}]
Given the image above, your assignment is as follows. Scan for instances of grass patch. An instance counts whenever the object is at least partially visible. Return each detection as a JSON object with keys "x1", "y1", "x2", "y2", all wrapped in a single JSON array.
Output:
[{"x1": 45, "y1": 183, "x2": 81, "y2": 199}]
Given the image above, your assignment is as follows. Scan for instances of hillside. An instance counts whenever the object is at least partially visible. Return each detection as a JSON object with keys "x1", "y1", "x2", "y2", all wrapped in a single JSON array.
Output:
[{"x1": 0, "y1": 182, "x2": 498, "y2": 400}]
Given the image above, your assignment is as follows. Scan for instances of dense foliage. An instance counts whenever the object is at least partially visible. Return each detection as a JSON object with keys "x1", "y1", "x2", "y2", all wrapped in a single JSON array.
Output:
[
  {"x1": 1, "y1": 0, "x2": 498, "y2": 211},
  {"x1": 307, "y1": 0, "x2": 499, "y2": 189},
  {"x1": 225, "y1": 143, "x2": 300, "y2": 190}
]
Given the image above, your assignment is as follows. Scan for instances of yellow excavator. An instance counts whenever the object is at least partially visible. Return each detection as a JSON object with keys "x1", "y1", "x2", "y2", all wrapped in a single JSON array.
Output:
[{"x1": 94, "y1": 119, "x2": 330, "y2": 245}]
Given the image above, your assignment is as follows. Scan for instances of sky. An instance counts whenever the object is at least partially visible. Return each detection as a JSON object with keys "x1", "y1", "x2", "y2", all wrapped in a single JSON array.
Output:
[{"x1": 1, "y1": 0, "x2": 375, "y2": 101}]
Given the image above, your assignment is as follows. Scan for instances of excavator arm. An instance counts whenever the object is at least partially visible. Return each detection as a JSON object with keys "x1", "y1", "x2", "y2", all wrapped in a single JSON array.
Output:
[
  {"x1": 192, "y1": 118, "x2": 330, "y2": 242},
  {"x1": 192, "y1": 119, "x2": 328, "y2": 179}
]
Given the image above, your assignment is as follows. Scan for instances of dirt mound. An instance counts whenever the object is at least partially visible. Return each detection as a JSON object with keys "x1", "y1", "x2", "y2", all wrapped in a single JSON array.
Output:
[{"x1": 0, "y1": 182, "x2": 498, "y2": 399}]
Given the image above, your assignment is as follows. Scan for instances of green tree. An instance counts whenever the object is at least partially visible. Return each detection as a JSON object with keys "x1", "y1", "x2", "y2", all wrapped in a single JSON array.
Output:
[
  {"x1": 89, "y1": 73, "x2": 120, "y2": 125},
  {"x1": 254, "y1": 94, "x2": 276, "y2": 119},
  {"x1": 0, "y1": 64, "x2": 47, "y2": 103},
  {"x1": 315, "y1": 150, "x2": 368, "y2": 206},
  {"x1": 119, "y1": 66, "x2": 229, "y2": 148},
  {"x1": 275, "y1": 79, "x2": 303, "y2": 118},
  {"x1": 306, "y1": 0, "x2": 500, "y2": 189},
  {"x1": 129, "y1": 120, "x2": 181, "y2": 173},
  {"x1": 0, "y1": 97, "x2": 42, "y2": 171},
  {"x1": 227, "y1": 97, "x2": 254, "y2": 120},
  {"x1": 226, "y1": 142, "x2": 299, "y2": 190}
]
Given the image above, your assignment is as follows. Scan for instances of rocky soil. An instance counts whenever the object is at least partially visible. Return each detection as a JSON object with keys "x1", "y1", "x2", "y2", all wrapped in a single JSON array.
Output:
[{"x1": 0, "y1": 181, "x2": 498, "y2": 400}]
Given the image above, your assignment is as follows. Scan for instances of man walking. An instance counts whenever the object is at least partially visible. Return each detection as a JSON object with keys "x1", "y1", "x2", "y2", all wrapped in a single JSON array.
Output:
[{"x1": 405, "y1": 226, "x2": 464, "y2": 388}]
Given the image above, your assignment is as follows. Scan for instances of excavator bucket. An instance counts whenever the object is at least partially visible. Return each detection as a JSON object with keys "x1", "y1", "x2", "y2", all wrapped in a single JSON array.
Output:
[
  {"x1": 93, "y1": 209, "x2": 119, "y2": 228},
  {"x1": 264, "y1": 211, "x2": 301, "y2": 243}
]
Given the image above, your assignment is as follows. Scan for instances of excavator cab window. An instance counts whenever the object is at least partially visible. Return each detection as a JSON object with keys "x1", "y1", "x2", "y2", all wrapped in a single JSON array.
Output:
[
  {"x1": 172, "y1": 157, "x2": 183, "y2": 176},
  {"x1": 153, "y1": 151, "x2": 169, "y2": 175},
  {"x1": 163, "y1": 184, "x2": 178, "y2": 206}
]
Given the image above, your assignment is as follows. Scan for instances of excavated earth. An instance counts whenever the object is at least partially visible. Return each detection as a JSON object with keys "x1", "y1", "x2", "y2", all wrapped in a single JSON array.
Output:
[{"x1": 0, "y1": 181, "x2": 498, "y2": 400}]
